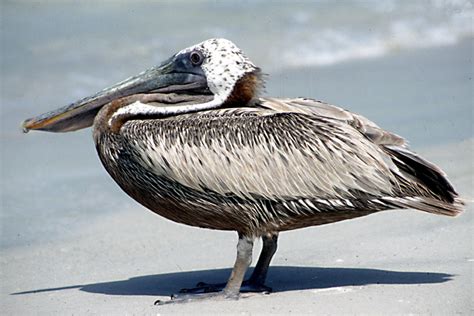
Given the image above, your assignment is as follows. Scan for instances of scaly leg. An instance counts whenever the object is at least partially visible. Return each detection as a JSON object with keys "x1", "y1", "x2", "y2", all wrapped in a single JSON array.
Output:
[
  {"x1": 155, "y1": 234, "x2": 254, "y2": 305},
  {"x1": 243, "y1": 233, "x2": 278, "y2": 292},
  {"x1": 222, "y1": 233, "x2": 254, "y2": 297}
]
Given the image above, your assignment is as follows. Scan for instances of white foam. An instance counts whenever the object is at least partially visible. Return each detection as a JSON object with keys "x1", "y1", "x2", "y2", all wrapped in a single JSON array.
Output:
[{"x1": 278, "y1": 1, "x2": 473, "y2": 68}]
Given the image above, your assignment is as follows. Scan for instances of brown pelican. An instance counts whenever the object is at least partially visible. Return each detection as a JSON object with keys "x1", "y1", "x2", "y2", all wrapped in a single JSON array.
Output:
[{"x1": 23, "y1": 38, "x2": 463, "y2": 304}]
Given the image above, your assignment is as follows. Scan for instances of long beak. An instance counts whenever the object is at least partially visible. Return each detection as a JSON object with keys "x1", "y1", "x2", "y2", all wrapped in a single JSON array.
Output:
[{"x1": 22, "y1": 57, "x2": 208, "y2": 133}]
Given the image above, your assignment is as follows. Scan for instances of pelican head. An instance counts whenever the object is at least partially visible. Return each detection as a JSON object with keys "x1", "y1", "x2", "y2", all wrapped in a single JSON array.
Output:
[{"x1": 22, "y1": 38, "x2": 262, "y2": 133}]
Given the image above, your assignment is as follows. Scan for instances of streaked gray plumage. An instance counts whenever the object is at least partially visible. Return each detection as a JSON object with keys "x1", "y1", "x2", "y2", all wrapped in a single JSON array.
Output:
[
  {"x1": 94, "y1": 96, "x2": 462, "y2": 236},
  {"x1": 23, "y1": 38, "x2": 463, "y2": 304}
]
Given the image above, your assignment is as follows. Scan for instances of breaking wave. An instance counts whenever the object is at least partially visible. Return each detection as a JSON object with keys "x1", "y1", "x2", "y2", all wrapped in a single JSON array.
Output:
[{"x1": 270, "y1": 0, "x2": 473, "y2": 68}]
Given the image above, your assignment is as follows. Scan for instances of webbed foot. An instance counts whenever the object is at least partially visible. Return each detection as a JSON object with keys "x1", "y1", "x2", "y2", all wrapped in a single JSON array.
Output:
[
  {"x1": 154, "y1": 290, "x2": 238, "y2": 305},
  {"x1": 179, "y1": 279, "x2": 272, "y2": 295}
]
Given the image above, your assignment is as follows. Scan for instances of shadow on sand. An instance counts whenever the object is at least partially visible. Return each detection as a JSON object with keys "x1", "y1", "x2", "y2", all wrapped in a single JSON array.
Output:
[{"x1": 12, "y1": 266, "x2": 453, "y2": 296}]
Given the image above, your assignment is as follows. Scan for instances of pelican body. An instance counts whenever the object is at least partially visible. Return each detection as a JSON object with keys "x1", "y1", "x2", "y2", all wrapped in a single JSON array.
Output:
[{"x1": 23, "y1": 38, "x2": 463, "y2": 303}]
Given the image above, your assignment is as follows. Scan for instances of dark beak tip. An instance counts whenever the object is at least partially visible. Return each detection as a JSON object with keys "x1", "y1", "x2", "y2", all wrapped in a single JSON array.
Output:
[
  {"x1": 21, "y1": 119, "x2": 32, "y2": 133},
  {"x1": 21, "y1": 117, "x2": 45, "y2": 133}
]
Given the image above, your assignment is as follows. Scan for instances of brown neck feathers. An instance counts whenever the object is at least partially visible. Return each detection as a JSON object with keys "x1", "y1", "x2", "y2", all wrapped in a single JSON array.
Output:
[{"x1": 223, "y1": 69, "x2": 264, "y2": 107}]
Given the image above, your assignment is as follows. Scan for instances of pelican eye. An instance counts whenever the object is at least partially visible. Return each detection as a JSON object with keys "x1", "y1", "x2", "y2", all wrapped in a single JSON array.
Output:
[{"x1": 189, "y1": 51, "x2": 204, "y2": 66}]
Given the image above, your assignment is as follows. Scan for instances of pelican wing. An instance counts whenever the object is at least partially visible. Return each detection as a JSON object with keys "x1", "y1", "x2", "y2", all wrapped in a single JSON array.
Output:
[
  {"x1": 256, "y1": 98, "x2": 462, "y2": 215},
  {"x1": 259, "y1": 97, "x2": 406, "y2": 147},
  {"x1": 122, "y1": 107, "x2": 398, "y2": 203}
]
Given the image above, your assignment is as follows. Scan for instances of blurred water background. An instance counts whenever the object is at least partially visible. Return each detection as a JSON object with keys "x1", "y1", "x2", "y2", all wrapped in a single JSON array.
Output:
[{"x1": 1, "y1": 1, "x2": 472, "y2": 250}]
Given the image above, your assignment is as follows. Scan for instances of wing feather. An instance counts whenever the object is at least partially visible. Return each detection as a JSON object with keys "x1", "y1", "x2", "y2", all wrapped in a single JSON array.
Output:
[
  {"x1": 122, "y1": 108, "x2": 398, "y2": 201},
  {"x1": 260, "y1": 97, "x2": 406, "y2": 147}
]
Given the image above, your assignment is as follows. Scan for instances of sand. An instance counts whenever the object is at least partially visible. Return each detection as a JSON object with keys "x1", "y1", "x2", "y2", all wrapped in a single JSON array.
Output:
[{"x1": 1, "y1": 13, "x2": 473, "y2": 316}]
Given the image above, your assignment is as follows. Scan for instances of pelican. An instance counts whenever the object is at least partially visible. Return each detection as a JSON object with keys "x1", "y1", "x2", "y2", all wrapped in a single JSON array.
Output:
[{"x1": 23, "y1": 38, "x2": 463, "y2": 304}]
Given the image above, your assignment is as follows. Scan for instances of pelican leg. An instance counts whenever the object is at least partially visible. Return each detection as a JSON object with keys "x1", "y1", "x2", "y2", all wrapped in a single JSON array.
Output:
[
  {"x1": 222, "y1": 234, "x2": 254, "y2": 297},
  {"x1": 242, "y1": 233, "x2": 278, "y2": 293},
  {"x1": 177, "y1": 233, "x2": 278, "y2": 295},
  {"x1": 155, "y1": 234, "x2": 254, "y2": 305}
]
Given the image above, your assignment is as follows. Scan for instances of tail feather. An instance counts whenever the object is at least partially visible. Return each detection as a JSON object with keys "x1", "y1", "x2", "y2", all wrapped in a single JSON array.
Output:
[
  {"x1": 381, "y1": 196, "x2": 464, "y2": 217},
  {"x1": 383, "y1": 145, "x2": 464, "y2": 216}
]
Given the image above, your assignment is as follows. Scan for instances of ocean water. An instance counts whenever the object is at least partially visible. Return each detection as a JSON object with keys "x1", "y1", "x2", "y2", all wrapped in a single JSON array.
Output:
[
  {"x1": 0, "y1": 1, "x2": 473, "y2": 250},
  {"x1": 2, "y1": 1, "x2": 472, "y2": 74}
]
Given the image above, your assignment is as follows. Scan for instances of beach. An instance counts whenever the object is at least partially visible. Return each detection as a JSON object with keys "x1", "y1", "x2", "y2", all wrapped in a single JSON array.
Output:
[{"x1": 1, "y1": 2, "x2": 473, "y2": 315}]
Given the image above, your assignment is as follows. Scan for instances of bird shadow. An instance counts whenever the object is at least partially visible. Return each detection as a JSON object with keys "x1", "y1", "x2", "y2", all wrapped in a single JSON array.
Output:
[{"x1": 12, "y1": 266, "x2": 453, "y2": 296}]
